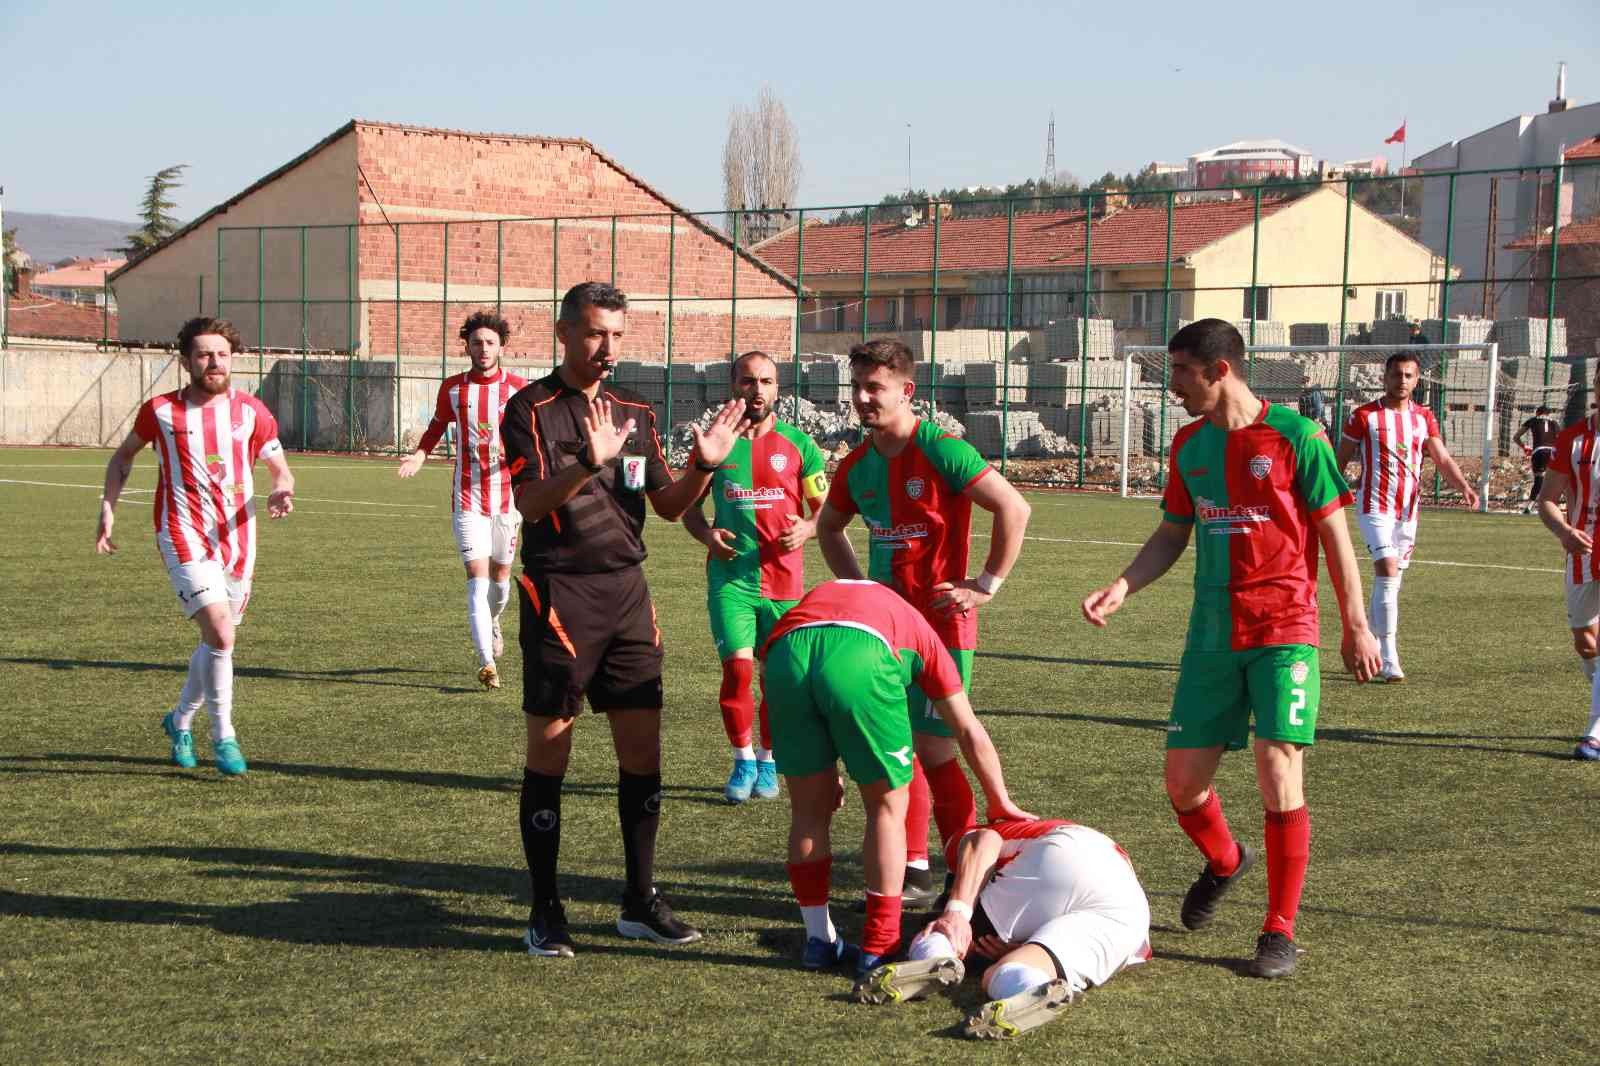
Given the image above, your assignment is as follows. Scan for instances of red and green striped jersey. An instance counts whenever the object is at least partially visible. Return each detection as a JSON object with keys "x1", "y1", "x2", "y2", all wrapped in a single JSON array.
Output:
[
  {"x1": 706, "y1": 419, "x2": 828, "y2": 600},
  {"x1": 828, "y1": 420, "x2": 991, "y2": 649},
  {"x1": 1160, "y1": 403, "x2": 1352, "y2": 652}
]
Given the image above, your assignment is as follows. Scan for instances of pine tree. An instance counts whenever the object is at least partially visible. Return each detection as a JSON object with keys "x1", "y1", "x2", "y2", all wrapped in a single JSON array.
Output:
[{"x1": 121, "y1": 164, "x2": 188, "y2": 257}]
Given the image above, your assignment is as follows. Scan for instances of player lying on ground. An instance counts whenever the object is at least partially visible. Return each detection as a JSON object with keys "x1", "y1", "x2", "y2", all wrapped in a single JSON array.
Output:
[
  {"x1": 855, "y1": 818, "x2": 1151, "y2": 1041},
  {"x1": 1083, "y1": 318, "x2": 1380, "y2": 979},
  {"x1": 1534, "y1": 362, "x2": 1600, "y2": 762},
  {"x1": 398, "y1": 311, "x2": 528, "y2": 690},
  {"x1": 96, "y1": 316, "x2": 295, "y2": 777},
  {"x1": 761, "y1": 579, "x2": 1032, "y2": 977}
]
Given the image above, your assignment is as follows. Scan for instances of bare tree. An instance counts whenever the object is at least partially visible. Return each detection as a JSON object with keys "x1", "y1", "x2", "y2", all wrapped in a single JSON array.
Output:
[{"x1": 722, "y1": 87, "x2": 801, "y2": 244}]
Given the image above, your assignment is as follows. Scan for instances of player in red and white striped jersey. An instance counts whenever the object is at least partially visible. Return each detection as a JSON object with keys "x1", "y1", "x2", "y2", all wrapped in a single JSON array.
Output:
[
  {"x1": 1536, "y1": 366, "x2": 1600, "y2": 761},
  {"x1": 1335, "y1": 350, "x2": 1479, "y2": 681},
  {"x1": 96, "y1": 317, "x2": 296, "y2": 776},
  {"x1": 859, "y1": 817, "x2": 1150, "y2": 1039},
  {"x1": 398, "y1": 311, "x2": 529, "y2": 689}
]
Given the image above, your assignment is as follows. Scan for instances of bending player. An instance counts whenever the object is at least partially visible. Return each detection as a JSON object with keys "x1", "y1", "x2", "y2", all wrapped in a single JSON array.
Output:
[
  {"x1": 1082, "y1": 319, "x2": 1380, "y2": 978},
  {"x1": 1515, "y1": 405, "x2": 1561, "y2": 515},
  {"x1": 1534, "y1": 367, "x2": 1600, "y2": 761},
  {"x1": 816, "y1": 338, "x2": 1031, "y2": 904},
  {"x1": 856, "y1": 818, "x2": 1151, "y2": 1041},
  {"x1": 761, "y1": 579, "x2": 1031, "y2": 976},
  {"x1": 398, "y1": 311, "x2": 528, "y2": 690},
  {"x1": 1335, "y1": 350, "x2": 1478, "y2": 681},
  {"x1": 96, "y1": 316, "x2": 296, "y2": 776},
  {"x1": 682, "y1": 351, "x2": 827, "y2": 803}
]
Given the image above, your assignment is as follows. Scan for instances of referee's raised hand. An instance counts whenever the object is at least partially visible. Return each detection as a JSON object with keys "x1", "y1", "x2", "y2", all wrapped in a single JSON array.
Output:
[
  {"x1": 689, "y1": 398, "x2": 747, "y2": 468},
  {"x1": 584, "y1": 395, "x2": 636, "y2": 464}
]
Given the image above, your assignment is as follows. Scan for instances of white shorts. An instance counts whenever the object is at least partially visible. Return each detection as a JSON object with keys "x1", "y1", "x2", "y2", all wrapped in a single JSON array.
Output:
[
  {"x1": 977, "y1": 826, "x2": 1151, "y2": 989},
  {"x1": 1564, "y1": 571, "x2": 1600, "y2": 630},
  {"x1": 453, "y1": 511, "x2": 521, "y2": 565},
  {"x1": 1357, "y1": 510, "x2": 1418, "y2": 570},
  {"x1": 167, "y1": 560, "x2": 251, "y2": 624}
]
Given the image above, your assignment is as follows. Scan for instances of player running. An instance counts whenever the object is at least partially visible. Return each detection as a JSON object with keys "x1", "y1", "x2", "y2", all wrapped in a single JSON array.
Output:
[
  {"x1": 682, "y1": 351, "x2": 828, "y2": 804},
  {"x1": 816, "y1": 338, "x2": 1032, "y2": 904},
  {"x1": 1515, "y1": 405, "x2": 1562, "y2": 515},
  {"x1": 763, "y1": 579, "x2": 1031, "y2": 976},
  {"x1": 95, "y1": 316, "x2": 296, "y2": 776},
  {"x1": 399, "y1": 311, "x2": 529, "y2": 690},
  {"x1": 856, "y1": 817, "x2": 1150, "y2": 1041},
  {"x1": 1335, "y1": 350, "x2": 1479, "y2": 682},
  {"x1": 1082, "y1": 319, "x2": 1380, "y2": 979},
  {"x1": 1534, "y1": 365, "x2": 1600, "y2": 762}
]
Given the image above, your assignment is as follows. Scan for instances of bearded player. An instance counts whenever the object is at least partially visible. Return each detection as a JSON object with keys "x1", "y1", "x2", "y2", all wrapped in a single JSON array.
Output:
[
  {"x1": 815, "y1": 338, "x2": 1032, "y2": 905},
  {"x1": 399, "y1": 311, "x2": 529, "y2": 690},
  {"x1": 682, "y1": 351, "x2": 828, "y2": 803},
  {"x1": 1335, "y1": 350, "x2": 1478, "y2": 681},
  {"x1": 96, "y1": 316, "x2": 296, "y2": 776},
  {"x1": 1082, "y1": 319, "x2": 1380, "y2": 979}
]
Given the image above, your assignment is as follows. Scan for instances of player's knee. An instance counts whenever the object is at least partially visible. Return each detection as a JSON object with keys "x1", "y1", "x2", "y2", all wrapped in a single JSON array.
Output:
[
  {"x1": 984, "y1": 961, "x2": 1051, "y2": 1000},
  {"x1": 1575, "y1": 631, "x2": 1597, "y2": 658}
]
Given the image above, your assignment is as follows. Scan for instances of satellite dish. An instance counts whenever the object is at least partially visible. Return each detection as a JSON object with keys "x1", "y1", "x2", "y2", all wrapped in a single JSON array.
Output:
[{"x1": 903, "y1": 214, "x2": 920, "y2": 227}]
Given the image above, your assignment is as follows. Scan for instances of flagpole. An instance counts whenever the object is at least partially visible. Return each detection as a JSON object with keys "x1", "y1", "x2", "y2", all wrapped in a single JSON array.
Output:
[{"x1": 1399, "y1": 116, "x2": 1408, "y2": 219}]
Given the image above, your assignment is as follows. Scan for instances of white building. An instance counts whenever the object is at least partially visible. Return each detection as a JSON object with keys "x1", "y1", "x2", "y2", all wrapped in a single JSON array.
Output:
[{"x1": 1186, "y1": 139, "x2": 1317, "y2": 189}]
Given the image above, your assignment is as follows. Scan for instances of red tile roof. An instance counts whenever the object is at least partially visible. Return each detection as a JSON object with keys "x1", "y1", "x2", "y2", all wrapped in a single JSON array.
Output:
[
  {"x1": 1564, "y1": 137, "x2": 1600, "y2": 161},
  {"x1": 33, "y1": 257, "x2": 124, "y2": 289},
  {"x1": 6, "y1": 294, "x2": 117, "y2": 340},
  {"x1": 753, "y1": 196, "x2": 1300, "y2": 278},
  {"x1": 1505, "y1": 215, "x2": 1600, "y2": 250}
]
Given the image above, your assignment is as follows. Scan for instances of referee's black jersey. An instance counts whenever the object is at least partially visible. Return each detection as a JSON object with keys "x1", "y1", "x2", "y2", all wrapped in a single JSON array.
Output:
[{"x1": 501, "y1": 372, "x2": 672, "y2": 574}]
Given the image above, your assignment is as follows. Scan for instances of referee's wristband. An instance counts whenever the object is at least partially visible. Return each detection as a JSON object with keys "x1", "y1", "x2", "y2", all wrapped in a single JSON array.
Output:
[
  {"x1": 974, "y1": 571, "x2": 1004, "y2": 596},
  {"x1": 942, "y1": 899, "x2": 973, "y2": 921},
  {"x1": 693, "y1": 458, "x2": 720, "y2": 473}
]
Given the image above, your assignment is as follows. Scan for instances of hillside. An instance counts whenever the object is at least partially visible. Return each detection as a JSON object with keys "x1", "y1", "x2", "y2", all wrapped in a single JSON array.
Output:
[{"x1": 6, "y1": 211, "x2": 141, "y2": 265}]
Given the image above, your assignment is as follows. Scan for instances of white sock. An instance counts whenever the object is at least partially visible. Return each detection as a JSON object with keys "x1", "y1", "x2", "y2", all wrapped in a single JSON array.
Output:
[
  {"x1": 909, "y1": 929, "x2": 957, "y2": 961},
  {"x1": 906, "y1": 858, "x2": 930, "y2": 872},
  {"x1": 488, "y1": 579, "x2": 511, "y2": 620},
  {"x1": 1587, "y1": 667, "x2": 1600, "y2": 741},
  {"x1": 173, "y1": 643, "x2": 206, "y2": 731},
  {"x1": 800, "y1": 904, "x2": 836, "y2": 943},
  {"x1": 203, "y1": 644, "x2": 235, "y2": 742},
  {"x1": 755, "y1": 746, "x2": 774, "y2": 763},
  {"x1": 1581, "y1": 656, "x2": 1596, "y2": 683},
  {"x1": 987, "y1": 961, "x2": 1054, "y2": 1000},
  {"x1": 732, "y1": 744, "x2": 756, "y2": 761},
  {"x1": 1372, "y1": 575, "x2": 1401, "y2": 662},
  {"x1": 466, "y1": 577, "x2": 493, "y2": 665}
]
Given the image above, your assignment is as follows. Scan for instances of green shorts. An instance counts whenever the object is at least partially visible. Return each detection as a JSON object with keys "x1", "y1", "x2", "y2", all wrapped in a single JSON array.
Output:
[
  {"x1": 908, "y1": 648, "x2": 974, "y2": 739},
  {"x1": 763, "y1": 625, "x2": 917, "y2": 788},
  {"x1": 707, "y1": 576, "x2": 796, "y2": 658},
  {"x1": 1168, "y1": 644, "x2": 1320, "y2": 751}
]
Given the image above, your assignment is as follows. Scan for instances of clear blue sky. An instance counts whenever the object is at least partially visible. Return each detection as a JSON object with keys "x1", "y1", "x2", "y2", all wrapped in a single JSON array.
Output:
[{"x1": 3, "y1": 0, "x2": 1595, "y2": 223}]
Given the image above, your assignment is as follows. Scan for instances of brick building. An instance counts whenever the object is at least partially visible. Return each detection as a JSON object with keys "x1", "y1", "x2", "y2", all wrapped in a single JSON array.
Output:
[
  {"x1": 109, "y1": 120, "x2": 798, "y2": 362},
  {"x1": 1506, "y1": 215, "x2": 1600, "y2": 358}
]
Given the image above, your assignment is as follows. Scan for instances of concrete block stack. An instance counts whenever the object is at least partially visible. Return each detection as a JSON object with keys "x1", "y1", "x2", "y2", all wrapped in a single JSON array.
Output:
[
  {"x1": 1141, "y1": 402, "x2": 1190, "y2": 457},
  {"x1": 1027, "y1": 360, "x2": 1123, "y2": 406},
  {"x1": 1054, "y1": 402, "x2": 1142, "y2": 456},
  {"x1": 1231, "y1": 320, "x2": 1289, "y2": 347},
  {"x1": 963, "y1": 361, "x2": 1031, "y2": 406},
  {"x1": 801, "y1": 354, "x2": 850, "y2": 405},
  {"x1": 962, "y1": 409, "x2": 1044, "y2": 458},
  {"x1": 1371, "y1": 319, "x2": 1413, "y2": 346},
  {"x1": 1043, "y1": 318, "x2": 1115, "y2": 361},
  {"x1": 1491, "y1": 317, "x2": 1568, "y2": 360},
  {"x1": 1246, "y1": 354, "x2": 1310, "y2": 404},
  {"x1": 1422, "y1": 317, "x2": 1494, "y2": 348},
  {"x1": 611, "y1": 361, "x2": 668, "y2": 404}
]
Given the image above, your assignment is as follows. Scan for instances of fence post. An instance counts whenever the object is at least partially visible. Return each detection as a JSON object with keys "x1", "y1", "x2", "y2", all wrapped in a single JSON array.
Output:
[
  {"x1": 1001, "y1": 200, "x2": 1014, "y2": 477},
  {"x1": 1077, "y1": 192, "x2": 1094, "y2": 487},
  {"x1": 1249, "y1": 186, "x2": 1261, "y2": 358},
  {"x1": 394, "y1": 223, "x2": 401, "y2": 455},
  {"x1": 216, "y1": 228, "x2": 225, "y2": 317},
  {"x1": 793, "y1": 208, "x2": 805, "y2": 412},
  {"x1": 610, "y1": 214, "x2": 618, "y2": 286},
  {"x1": 1158, "y1": 190, "x2": 1175, "y2": 489},
  {"x1": 930, "y1": 202, "x2": 941, "y2": 416},
  {"x1": 860, "y1": 206, "x2": 871, "y2": 342},
  {"x1": 300, "y1": 225, "x2": 308, "y2": 451},
  {"x1": 551, "y1": 218, "x2": 560, "y2": 369},
  {"x1": 441, "y1": 221, "x2": 450, "y2": 377},
  {"x1": 1434, "y1": 173, "x2": 1458, "y2": 501},
  {"x1": 1544, "y1": 158, "x2": 1564, "y2": 387},
  {"x1": 730, "y1": 210, "x2": 739, "y2": 358},
  {"x1": 346, "y1": 224, "x2": 354, "y2": 453},
  {"x1": 666, "y1": 214, "x2": 675, "y2": 430},
  {"x1": 1335, "y1": 180, "x2": 1354, "y2": 433}
]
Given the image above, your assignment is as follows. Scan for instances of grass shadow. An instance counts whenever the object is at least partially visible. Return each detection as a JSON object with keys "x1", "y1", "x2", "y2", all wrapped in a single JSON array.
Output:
[
  {"x1": 978, "y1": 651, "x2": 1177, "y2": 672},
  {"x1": 0, "y1": 656, "x2": 476, "y2": 693}
]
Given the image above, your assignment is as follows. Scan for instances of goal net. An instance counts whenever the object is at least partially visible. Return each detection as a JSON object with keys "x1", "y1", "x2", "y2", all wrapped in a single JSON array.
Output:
[{"x1": 1116, "y1": 343, "x2": 1581, "y2": 510}]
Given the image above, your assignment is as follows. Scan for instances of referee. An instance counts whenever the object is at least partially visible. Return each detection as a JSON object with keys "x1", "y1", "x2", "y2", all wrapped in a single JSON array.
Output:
[{"x1": 501, "y1": 281, "x2": 748, "y2": 958}]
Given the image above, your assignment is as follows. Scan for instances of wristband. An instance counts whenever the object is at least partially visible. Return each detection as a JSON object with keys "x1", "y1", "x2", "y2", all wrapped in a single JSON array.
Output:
[
  {"x1": 576, "y1": 444, "x2": 604, "y2": 475},
  {"x1": 942, "y1": 899, "x2": 973, "y2": 920},
  {"x1": 974, "y1": 570, "x2": 1004, "y2": 596},
  {"x1": 693, "y1": 457, "x2": 720, "y2": 473}
]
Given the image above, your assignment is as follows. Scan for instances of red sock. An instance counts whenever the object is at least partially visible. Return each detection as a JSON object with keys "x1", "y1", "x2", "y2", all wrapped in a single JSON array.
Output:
[
  {"x1": 718, "y1": 658, "x2": 754, "y2": 749},
  {"x1": 905, "y1": 757, "x2": 932, "y2": 863},
  {"x1": 786, "y1": 855, "x2": 832, "y2": 907},
  {"x1": 1175, "y1": 789, "x2": 1241, "y2": 877},
  {"x1": 926, "y1": 757, "x2": 977, "y2": 849},
  {"x1": 757, "y1": 692, "x2": 772, "y2": 753},
  {"x1": 1262, "y1": 806, "x2": 1310, "y2": 938},
  {"x1": 861, "y1": 890, "x2": 903, "y2": 957}
]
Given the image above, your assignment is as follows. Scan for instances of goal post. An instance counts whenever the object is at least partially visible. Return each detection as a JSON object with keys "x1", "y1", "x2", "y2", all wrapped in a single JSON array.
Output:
[{"x1": 1117, "y1": 343, "x2": 1544, "y2": 513}]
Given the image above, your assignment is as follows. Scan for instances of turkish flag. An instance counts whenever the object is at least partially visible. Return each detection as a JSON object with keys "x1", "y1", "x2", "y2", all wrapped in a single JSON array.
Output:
[{"x1": 1385, "y1": 121, "x2": 1407, "y2": 145}]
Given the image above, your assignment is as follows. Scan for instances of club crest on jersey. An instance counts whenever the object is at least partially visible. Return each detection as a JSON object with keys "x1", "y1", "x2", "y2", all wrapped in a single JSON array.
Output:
[
  {"x1": 1248, "y1": 455, "x2": 1273, "y2": 480},
  {"x1": 769, "y1": 452, "x2": 788, "y2": 473},
  {"x1": 905, "y1": 476, "x2": 925, "y2": 500},
  {"x1": 1290, "y1": 660, "x2": 1310, "y2": 685}
]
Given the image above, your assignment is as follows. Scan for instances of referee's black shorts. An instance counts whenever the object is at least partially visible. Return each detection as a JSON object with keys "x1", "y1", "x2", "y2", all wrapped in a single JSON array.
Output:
[
  {"x1": 517, "y1": 565, "x2": 664, "y2": 717},
  {"x1": 1532, "y1": 447, "x2": 1554, "y2": 475}
]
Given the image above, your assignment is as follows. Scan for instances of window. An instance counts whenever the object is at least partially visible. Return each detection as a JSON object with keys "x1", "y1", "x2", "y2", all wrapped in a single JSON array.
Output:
[
  {"x1": 1242, "y1": 286, "x2": 1270, "y2": 319},
  {"x1": 1375, "y1": 289, "x2": 1406, "y2": 319},
  {"x1": 1129, "y1": 291, "x2": 1149, "y2": 324},
  {"x1": 945, "y1": 295, "x2": 962, "y2": 328}
]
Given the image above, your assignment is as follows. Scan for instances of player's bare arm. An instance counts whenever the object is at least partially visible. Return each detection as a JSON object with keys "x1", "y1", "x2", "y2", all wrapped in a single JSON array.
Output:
[
  {"x1": 1537, "y1": 469, "x2": 1592, "y2": 555},
  {"x1": 923, "y1": 826, "x2": 1004, "y2": 957},
  {"x1": 1081, "y1": 519, "x2": 1192, "y2": 626},
  {"x1": 930, "y1": 472, "x2": 1032, "y2": 616},
  {"x1": 513, "y1": 395, "x2": 630, "y2": 522},
  {"x1": 1333, "y1": 435, "x2": 1360, "y2": 483},
  {"x1": 397, "y1": 449, "x2": 429, "y2": 478},
  {"x1": 682, "y1": 500, "x2": 737, "y2": 561},
  {"x1": 263, "y1": 452, "x2": 296, "y2": 519},
  {"x1": 95, "y1": 430, "x2": 147, "y2": 554},
  {"x1": 816, "y1": 500, "x2": 866, "y2": 579},
  {"x1": 1423, "y1": 436, "x2": 1480, "y2": 510},
  {"x1": 1315, "y1": 508, "x2": 1381, "y2": 681},
  {"x1": 775, "y1": 494, "x2": 824, "y2": 554},
  {"x1": 648, "y1": 398, "x2": 746, "y2": 522},
  {"x1": 931, "y1": 689, "x2": 1035, "y2": 823}
]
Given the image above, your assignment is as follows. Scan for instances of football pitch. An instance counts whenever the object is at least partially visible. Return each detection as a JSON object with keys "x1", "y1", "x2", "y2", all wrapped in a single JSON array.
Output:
[{"x1": 2, "y1": 446, "x2": 1596, "y2": 1065}]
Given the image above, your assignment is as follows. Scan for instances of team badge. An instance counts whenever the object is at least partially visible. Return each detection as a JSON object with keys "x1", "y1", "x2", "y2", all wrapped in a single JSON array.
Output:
[
  {"x1": 1248, "y1": 455, "x2": 1272, "y2": 480},
  {"x1": 905, "y1": 477, "x2": 925, "y2": 500},
  {"x1": 769, "y1": 453, "x2": 788, "y2": 473},
  {"x1": 1290, "y1": 660, "x2": 1310, "y2": 685},
  {"x1": 622, "y1": 455, "x2": 646, "y2": 491}
]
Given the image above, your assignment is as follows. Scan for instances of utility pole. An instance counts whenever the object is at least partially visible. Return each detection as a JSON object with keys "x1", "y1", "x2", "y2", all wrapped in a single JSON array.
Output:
[{"x1": 1044, "y1": 112, "x2": 1057, "y2": 186}]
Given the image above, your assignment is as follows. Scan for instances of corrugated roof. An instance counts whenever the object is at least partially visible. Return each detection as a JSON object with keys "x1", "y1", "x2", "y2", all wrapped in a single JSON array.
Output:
[
  {"x1": 6, "y1": 294, "x2": 116, "y2": 340},
  {"x1": 1505, "y1": 214, "x2": 1600, "y2": 249}
]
